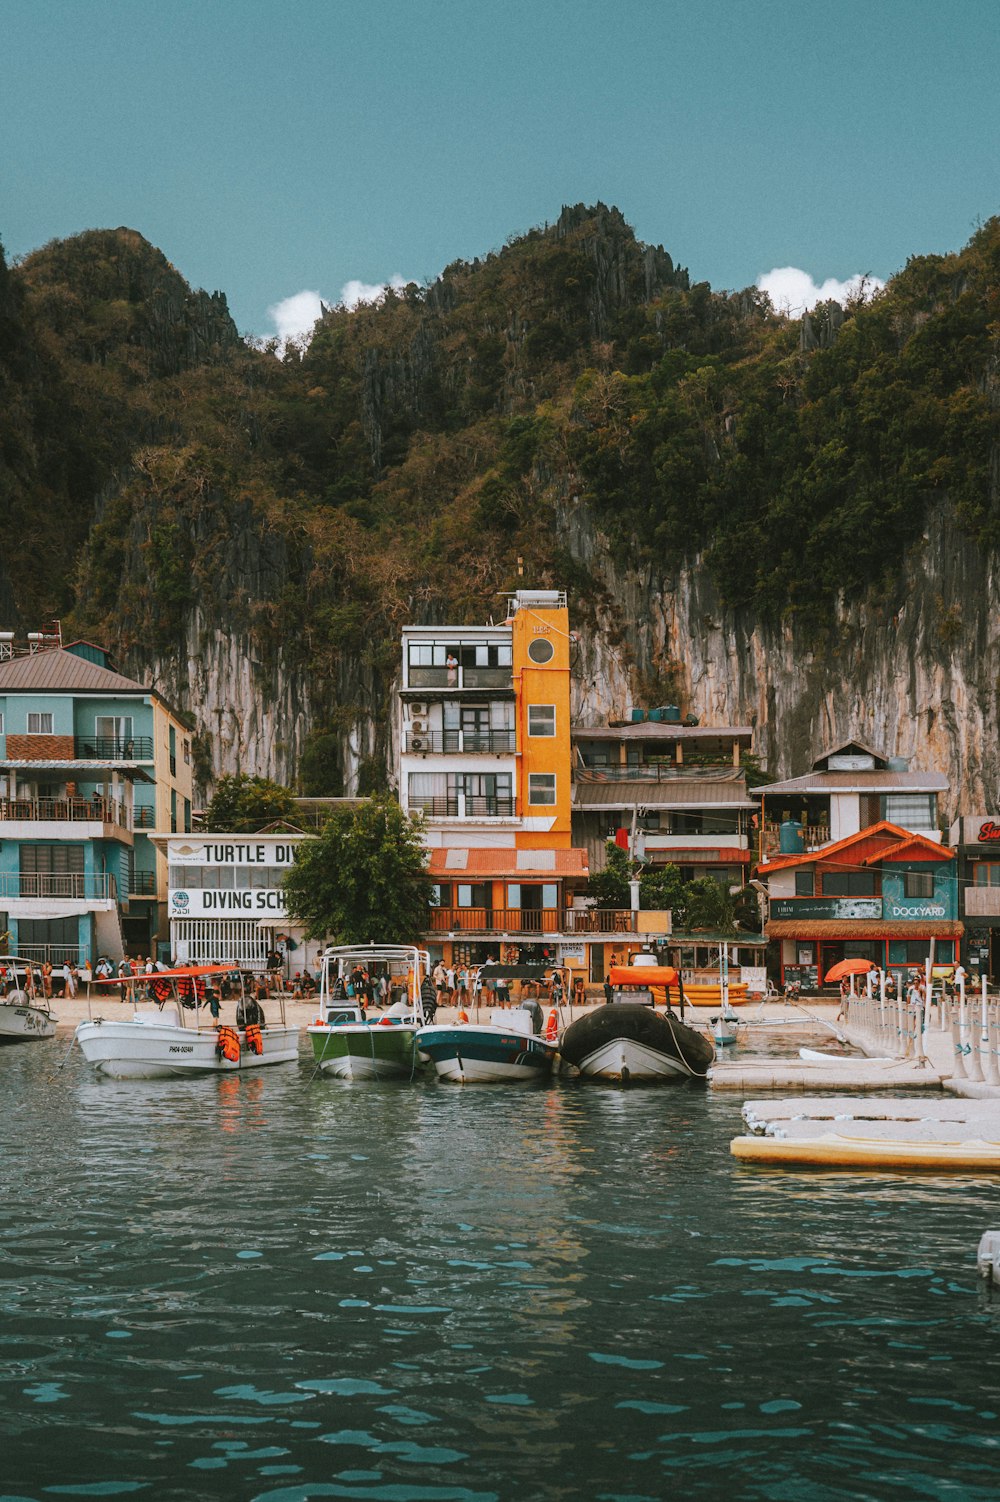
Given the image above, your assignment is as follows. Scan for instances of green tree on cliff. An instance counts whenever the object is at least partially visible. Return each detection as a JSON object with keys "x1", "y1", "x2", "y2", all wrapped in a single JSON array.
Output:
[
  {"x1": 204, "y1": 773, "x2": 297, "y2": 832},
  {"x1": 282, "y1": 794, "x2": 431, "y2": 944}
]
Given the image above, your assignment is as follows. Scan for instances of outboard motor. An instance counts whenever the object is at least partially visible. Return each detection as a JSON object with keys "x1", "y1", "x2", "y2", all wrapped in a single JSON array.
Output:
[{"x1": 520, "y1": 998, "x2": 544, "y2": 1035}]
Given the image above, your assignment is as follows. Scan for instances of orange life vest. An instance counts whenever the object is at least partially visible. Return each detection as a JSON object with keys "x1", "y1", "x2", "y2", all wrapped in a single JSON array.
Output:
[
  {"x1": 216, "y1": 1025, "x2": 241, "y2": 1063},
  {"x1": 244, "y1": 1023, "x2": 263, "y2": 1055}
]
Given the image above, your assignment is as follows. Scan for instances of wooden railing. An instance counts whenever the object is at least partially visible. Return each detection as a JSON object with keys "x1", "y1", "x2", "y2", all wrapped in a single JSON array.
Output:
[
  {"x1": 759, "y1": 821, "x2": 830, "y2": 860},
  {"x1": 427, "y1": 907, "x2": 636, "y2": 935},
  {"x1": 0, "y1": 796, "x2": 131, "y2": 829}
]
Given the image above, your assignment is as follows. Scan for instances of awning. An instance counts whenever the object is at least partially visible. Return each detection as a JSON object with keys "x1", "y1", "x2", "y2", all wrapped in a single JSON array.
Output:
[{"x1": 766, "y1": 919, "x2": 963, "y2": 939}]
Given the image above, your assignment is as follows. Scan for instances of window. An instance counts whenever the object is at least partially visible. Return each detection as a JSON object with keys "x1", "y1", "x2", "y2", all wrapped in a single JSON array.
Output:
[
  {"x1": 794, "y1": 871, "x2": 815, "y2": 897},
  {"x1": 95, "y1": 715, "x2": 133, "y2": 743},
  {"x1": 27, "y1": 712, "x2": 53, "y2": 734},
  {"x1": 888, "y1": 939, "x2": 932, "y2": 965},
  {"x1": 183, "y1": 739, "x2": 191, "y2": 765},
  {"x1": 822, "y1": 871, "x2": 877, "y2": 897},
  {"x1": 903, "y1": 871, "x2": 934, "y2": 899},
  {"x1": 975, "y1": 863, "x2": 1000, "y2": 887},
  {"x1": 527, "y1": 637, "x2": 554, "y2": 665},
  {"x1": 528, "y1": 705, "x2": 556, "y2": 737},
  {"x1": 507, "y1": 883, "x2": 558, "y2": 909},
  {"x1": 21, "y1": 845, "x2": 85, "y2": 876},
  {"x1": 183, "y1": 797, "x2": 191, "y2": 834},
  {"x1": 0, "y1": 712, "x2": 4, "y2": 733},
  {"x1": 456, "y1": 883, "x2": 490, "y2": 909},
  {"x1": 528, "y1": 773, "x2": 556, "y2": 805},
  {"x1": 170, "y1": 789, "x2": 177, "y2": 834},
  {"x1": 882, "y1": 794, "x2": 936, "y2": 830}
]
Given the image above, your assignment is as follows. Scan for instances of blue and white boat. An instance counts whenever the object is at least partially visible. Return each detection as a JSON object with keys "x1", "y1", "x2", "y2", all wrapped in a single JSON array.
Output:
[{"x1": 416, "y1": 1003, "x2": 556, "y2": 1083}]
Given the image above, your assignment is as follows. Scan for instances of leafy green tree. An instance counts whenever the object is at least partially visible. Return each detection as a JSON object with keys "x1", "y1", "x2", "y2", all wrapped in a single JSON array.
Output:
[
  {"x1": 283, "y1": 794, "x2": 431, "y2": 943},
  {"x1": 682, "y1": 876, "x2": 735, "y2": 932},
  {"x1": 639, "y1": 861, "x2": 684, "y2": 913},
  {"x1": 204, "y1": 773, "x2": 296, "y2": 832},
  {"x1": 587, "y1": 841, "x2": 631, "y2": 906}
]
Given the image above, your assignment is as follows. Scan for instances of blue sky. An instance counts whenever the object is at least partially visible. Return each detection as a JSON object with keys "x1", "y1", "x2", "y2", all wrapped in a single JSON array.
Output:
[{"x1": 4, "y1": 0, "x2": 999, "y2": 338}]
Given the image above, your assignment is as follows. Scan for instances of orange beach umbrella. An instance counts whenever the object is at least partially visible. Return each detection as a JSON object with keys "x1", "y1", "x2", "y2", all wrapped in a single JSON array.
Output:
[{"x1": 823, "y1": 958, "x2": 873, "y2": 984}]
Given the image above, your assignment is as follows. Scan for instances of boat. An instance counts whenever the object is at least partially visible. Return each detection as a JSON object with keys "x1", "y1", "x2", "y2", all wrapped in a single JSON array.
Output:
[
  {"x1": 75, "y1": 964, "x2": 300, "y2": 1078},
  {"x1": 710, "y1": 1006, "x2": 746, "y2": 1047},
  {"x1": 558, "y1": 964, "x2": 715, "y2": 1082},
  {"x1": 0, "y1": 957, "x2": 57, "y2": 1043},
  {"x1": 307, "y1": 944, "x2": 430, "y2": 1080},
  {"x1": 416, "y1": 999, "x2": 556, "y2": 1083}
]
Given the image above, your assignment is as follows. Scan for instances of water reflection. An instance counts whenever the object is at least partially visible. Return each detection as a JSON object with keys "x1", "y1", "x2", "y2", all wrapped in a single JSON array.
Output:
[{"x1": 2, "y1": 1049, "x2": 999, "y2": 1499}]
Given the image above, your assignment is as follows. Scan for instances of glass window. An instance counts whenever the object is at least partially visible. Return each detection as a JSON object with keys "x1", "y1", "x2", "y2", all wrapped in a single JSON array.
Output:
[
  {"x1": 823, "y1": 871, "x2": 877, "y2": 897},
  {"x1": 882, "y1": 794, "x2": 936, "y2": 829},
  {"x1": 527, "y1": 637, "x2": 554, "y2": 665},
  {"x1": 974, "y1": 863, "x2": 1000, "y2": 887},
  {"x1": 27, "y1": 712, "x2": 53, "y2": 734},
  {"x1": 95, "y1": 715, "x2": 133, "y2": 742},
  {"x1": 528, "y1": 773, "x2": 556, "y2": 805},
  {"x1": 183, "y1": 739, "x2": 191, "y2": 764},
  {"x1": 794, "y1": 871, "x2": 815, "y2": 896},
  {"x1": 0, "y1": 712, "x2": 4, "y2": 733},
  {"x1": 528, "y1": 705, "x2": 556, "y2": 737},
  {"x1": 903, "y1": 871, "x2": 934, "y2": 899},
  {"x1": 429, "y1": 884, "x2": 451, "y2": 908},
  {"x1": 456, "y1": 883, "x2": 489, "y2": 908}
]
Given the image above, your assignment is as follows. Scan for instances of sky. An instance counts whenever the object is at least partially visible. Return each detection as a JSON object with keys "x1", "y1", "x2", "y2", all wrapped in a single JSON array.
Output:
[{"x1": 3, "y1": 0, "x2": 999, "y2": 341}]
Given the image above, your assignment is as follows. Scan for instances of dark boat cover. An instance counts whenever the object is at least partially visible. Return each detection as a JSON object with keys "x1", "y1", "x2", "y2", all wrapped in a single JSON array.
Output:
[{"x1": 559, "y1": 1004, "x2": 714, "y2": 1079}]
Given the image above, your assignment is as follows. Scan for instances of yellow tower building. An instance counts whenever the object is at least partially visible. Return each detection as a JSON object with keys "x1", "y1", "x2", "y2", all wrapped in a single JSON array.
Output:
[{"x1": 509, "y1": 591, "x2": 573, "y2": 850}]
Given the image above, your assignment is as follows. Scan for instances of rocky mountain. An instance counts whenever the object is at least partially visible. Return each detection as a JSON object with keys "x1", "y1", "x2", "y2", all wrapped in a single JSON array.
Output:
[{"x1": 1, "y1": 206, "x2": 998, "y2": 816}]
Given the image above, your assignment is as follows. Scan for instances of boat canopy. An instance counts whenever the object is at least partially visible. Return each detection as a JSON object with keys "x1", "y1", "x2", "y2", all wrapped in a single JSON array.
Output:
[
  {"x1": 94, "y1": 964, "x2": 235, "y2": 984},
  {"x1": 609, "y1": 965, "x2": 679, "y2": 986}
]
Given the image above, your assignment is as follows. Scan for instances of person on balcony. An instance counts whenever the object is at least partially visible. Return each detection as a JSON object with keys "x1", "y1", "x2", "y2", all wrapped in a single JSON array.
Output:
[{"x1": 446, "y1": 652, "x2": 458, "y2": 687}]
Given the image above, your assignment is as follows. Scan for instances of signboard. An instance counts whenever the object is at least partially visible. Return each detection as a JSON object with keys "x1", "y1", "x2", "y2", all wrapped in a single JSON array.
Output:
[
  {"x1": 770, "y1": 897, "x2": 882, "y2": 921},
  {"x1": 167, "y1": 838, "x2": 298, "y2": 919},
  {"x1": 739, "y1": 966, "x2": 768, "y2": 995},
  {"x1": 784, "y1": 962, "x2": 819, "y2": 989},
  {"x1": 559, "y1": 944, "x2": 585, "y2": 963},
  {"x1": 884, "y1": 900, "x2": 946, "y2": 920}
]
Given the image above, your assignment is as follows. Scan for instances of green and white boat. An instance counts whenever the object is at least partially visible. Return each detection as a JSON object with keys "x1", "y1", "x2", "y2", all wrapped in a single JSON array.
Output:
[{"x1": 307, "y1": 943, "x2": 430, "y2": 1080}]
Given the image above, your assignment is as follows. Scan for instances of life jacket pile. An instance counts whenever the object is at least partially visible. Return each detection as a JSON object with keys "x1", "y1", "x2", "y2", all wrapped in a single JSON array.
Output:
[
  {"x1": 216, "y1": 1025, "x2": 241, "y2": 1063},
  {"x1": 243, "y1": 1023, "x2": 264, "y2": 1056},
  {"x1": 150, "y1": 977, "x2": 173, "y2": 1004}
]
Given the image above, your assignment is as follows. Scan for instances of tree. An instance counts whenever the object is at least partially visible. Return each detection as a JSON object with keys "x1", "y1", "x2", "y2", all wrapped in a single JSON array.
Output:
[
  {"x1": 682, "y1": 876, "x2": 735, "y2": 932},
  {"x1": 204, "y1": 773, "x2": 296, "y2": 832},
  {"x1": 283, "y1": 794, "x2": 431, "y2": 943}
]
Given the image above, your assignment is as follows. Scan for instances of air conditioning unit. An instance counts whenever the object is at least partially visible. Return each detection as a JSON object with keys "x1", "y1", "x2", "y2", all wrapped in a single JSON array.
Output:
[
  {"x1": 411, "y1": 719, "x2": 428, "y2": 735},
  {"x1": 411, "y1": 736, "x2": 427, "y2": 752},
  {"x1": 409, "y1": 702, "x2": 428, "y2": 718}
]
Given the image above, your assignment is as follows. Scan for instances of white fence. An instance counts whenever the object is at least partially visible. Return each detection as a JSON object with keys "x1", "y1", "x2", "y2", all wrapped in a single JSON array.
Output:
[{"x1": 845, "y1": 966, "x2": 1000, "y2": 1081}]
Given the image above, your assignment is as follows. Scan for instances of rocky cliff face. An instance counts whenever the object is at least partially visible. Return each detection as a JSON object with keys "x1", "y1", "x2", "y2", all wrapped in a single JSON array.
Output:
[{"x1": 567, "y1": 499, "x2": 995, "y2": 820}]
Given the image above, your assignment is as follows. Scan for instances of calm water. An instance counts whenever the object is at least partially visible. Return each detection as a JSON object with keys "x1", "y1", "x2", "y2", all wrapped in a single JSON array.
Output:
[{"x1": 2, "y1": 1043, "x2": 999, "y2": 1502}]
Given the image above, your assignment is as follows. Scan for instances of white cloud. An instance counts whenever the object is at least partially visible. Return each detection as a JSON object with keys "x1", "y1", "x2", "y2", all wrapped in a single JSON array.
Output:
[
  {"x1": 266, "y1": 289, "x2": 326, "y2": 348},
  {"x1": 757, "y1": 266, "x2": 885, "y2": 318},
  {"x1": 339, "y1": 273, "x2": 408, "y2": 310},
  {"x1": 265, "y1": 274, "x2": 412, "y2": 351}
]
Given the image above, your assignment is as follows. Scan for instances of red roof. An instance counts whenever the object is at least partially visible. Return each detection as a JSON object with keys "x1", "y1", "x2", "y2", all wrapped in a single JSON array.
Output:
[
  {"x1": 428, "y1": 847, "x2": 588, "y2": 878},
  {"x1": 758, "y1": 821, "x2": 954, "y2": 873}
]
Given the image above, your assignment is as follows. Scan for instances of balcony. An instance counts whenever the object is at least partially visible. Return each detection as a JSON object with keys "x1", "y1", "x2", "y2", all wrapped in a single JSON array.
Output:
[
  {"x1": 408, "y1": 667, "x2": 513, "y2": 691},
  {"x1": 409, "y1": 795, "x2": 516, "y2": 819},
  {"x1": 427, "y1": 907, "x2": 637, "y2": 936},
  {"x1": 403, "y1": 729, "x2": 516, "y2": 755},
  {"x1": 75, "y1": 735, "x2": 154, "y2": 761},
  {"x1": 0, "y1": 872, "x2": 118, "y2": 901},
  {"x1": 133, "y1": 805, "x2": 157, "y2": 829},
  {"x1": 131, "y1": 870, "x2": 158, "y2": 896},
  {"x1": 759, "y1": 821, "x2": 831, "y2": 861},
  {"x1": 0, "y1": 795, "x2": 131, "y2": 830},
  {"x1": 576, "y1": 761, "x2": 739, "y2": 782}
]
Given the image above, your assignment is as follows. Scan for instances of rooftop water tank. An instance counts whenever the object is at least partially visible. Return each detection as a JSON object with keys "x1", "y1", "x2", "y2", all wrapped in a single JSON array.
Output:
[
  {"x1": 779, "y1": 819, "x2": 804, "y2": 854},
  {"x1": 663, "y1": 705, "x2": 682, "y2": 723},
  {"x1": 647, "y1": 708, "x2": 664, "y2": 723},
  {"x1": 630, "y1": 708, "x2": 647, "y2": 723}
]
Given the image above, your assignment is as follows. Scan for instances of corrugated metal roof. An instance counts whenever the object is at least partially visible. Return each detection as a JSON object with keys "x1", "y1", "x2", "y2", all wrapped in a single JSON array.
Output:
[
  {"x1": 756, "y1": 770, "x2": 947, "y2": 795},
  {"x1": 0, "y1": 759, "x2": 154, "y2": 782},
  {"x1": 427, "y1": 847, "x2": 588, "y2": 877},
  {"x1": 0, "y1": 649, "x2": 147, "y2": 694},
  {"x1": 573, "y1": 780, "x2": 757, "y2": 810},
  {"x1": 758, "y1": 821, "x2": 954, "y2": 872}
]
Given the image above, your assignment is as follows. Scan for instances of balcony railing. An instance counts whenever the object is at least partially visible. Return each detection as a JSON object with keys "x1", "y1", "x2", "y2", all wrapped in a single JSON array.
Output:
[
  {"x1": 404, "y1": 729, "x2": 516, "y2": 754},
  {"x1": 133, "y1": 805, "x2": 157, "y2": 829},
  {"x1": 0, "y1": 872, "x2": 117, "y2": 901},
  {"x1": 759, "y1": 821, "x2": 831, "y2": 860},
  {"x1": 427, "y1": 907, "x2": 637, "y2": 935},
  {"x1": 131, "y1": 870, "x2": 158, "y2": 896},
  {"x1": 408, "y1": 667, "x2": 513, "y2": 690},
  {"x1": 409, "y1": 795, "x2": 516, "y2": 819},
  {"x1": 0, "y1": 796, "x2": 131, "y2": 829},
  {"x1": 75, "y1": 735, "x2": 154, "y2": 760},
  {"x1": 576, "y1": 761, "x2": 738, "y2": 781}
]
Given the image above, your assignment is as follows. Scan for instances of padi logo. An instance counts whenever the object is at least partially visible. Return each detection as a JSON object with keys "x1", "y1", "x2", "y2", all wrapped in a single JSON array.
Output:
[{"x1": 171, "y1": 890, "x2": 190, "y2": 912}]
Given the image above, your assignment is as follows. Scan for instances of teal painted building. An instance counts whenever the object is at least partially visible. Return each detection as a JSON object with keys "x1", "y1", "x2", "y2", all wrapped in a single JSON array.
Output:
[{"x1": 0, "y1": 640, "x2": 194, "y2": 965}]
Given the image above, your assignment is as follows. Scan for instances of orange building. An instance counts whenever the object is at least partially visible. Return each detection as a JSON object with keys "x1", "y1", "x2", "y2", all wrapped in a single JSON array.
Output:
[{"x1": 399, "y1": 590, "x2": 649, "y2": 983}]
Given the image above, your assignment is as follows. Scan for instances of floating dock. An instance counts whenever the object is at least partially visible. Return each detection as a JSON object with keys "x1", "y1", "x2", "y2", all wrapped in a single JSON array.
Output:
[
  {"x1": 731, "y1": 1095, "x2": 1000, "y2": 1171},
  {"x1": 710, "y1": 1056, "x2": 946, "y2": 1092}
]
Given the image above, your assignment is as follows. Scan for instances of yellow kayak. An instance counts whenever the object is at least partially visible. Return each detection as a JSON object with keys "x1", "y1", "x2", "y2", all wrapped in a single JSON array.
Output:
[
  {"x1": 731, "y1": 1133, "x2": 1000, "y2": 1171},
  {"x1": 684, "y1": 983, "x2": 749, "y2": 1006}
]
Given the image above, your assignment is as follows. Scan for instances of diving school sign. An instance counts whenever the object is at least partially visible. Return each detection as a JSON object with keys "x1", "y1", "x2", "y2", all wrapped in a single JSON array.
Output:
[{"x1": 168, "y1": 840, "x2": 298, "y2": 918}]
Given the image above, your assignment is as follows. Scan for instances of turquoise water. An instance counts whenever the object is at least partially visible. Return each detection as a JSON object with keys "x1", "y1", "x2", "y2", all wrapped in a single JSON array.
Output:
[{"x1": 2, "y1": 1044, "x2": 999, "y2": 1501}]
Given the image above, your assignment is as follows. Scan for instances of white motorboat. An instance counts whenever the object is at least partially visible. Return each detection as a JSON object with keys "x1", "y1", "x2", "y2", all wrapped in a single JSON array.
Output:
[
  {"x1": 75, "y1": 964, "x2": 299, "y2": 1078},
  {"x1": 0, "y1": 958, "x2": 57, "y2": 1043}
]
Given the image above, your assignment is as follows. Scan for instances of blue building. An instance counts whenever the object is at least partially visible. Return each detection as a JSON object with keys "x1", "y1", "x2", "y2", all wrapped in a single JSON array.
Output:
[{"x1": 0, "y1": 639, "x2": 194, "y2": 965}]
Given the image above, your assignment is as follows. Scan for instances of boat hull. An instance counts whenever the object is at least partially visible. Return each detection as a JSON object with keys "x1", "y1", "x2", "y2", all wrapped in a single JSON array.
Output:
[
  {"x1": 416, "y1": 1024, "x2": 555, "y2": 1083},
  {"x1": 307, "y1": 1023, "x2": 420, "y2": 1079},
  {"x1": 0, "y1": 1002, "x2": 57, "y2": 1042},
  {"x1": 76, "y1": 1019, "x2": 300, "y2": 1078},
  {"x1": 559, "y1": 1004, "x2": 714, "y2": 1082}
]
